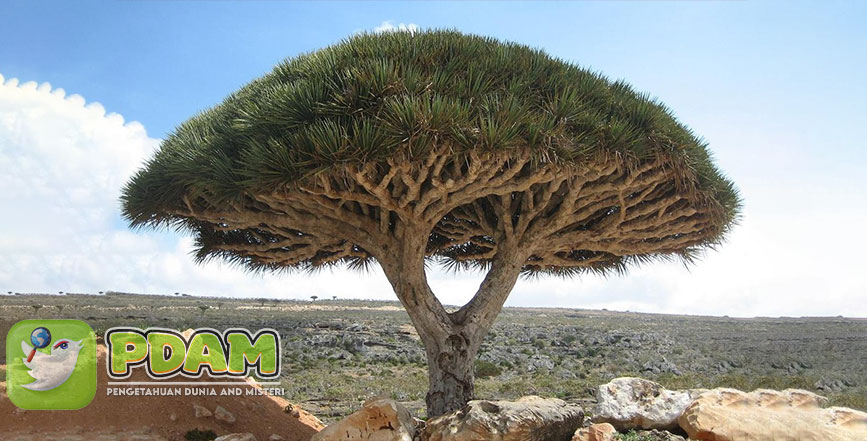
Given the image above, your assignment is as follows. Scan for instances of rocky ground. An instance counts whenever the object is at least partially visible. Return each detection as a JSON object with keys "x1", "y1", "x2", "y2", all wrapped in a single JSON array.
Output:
[
  {"x1": 1, "y1": 292, "x2": 865, "y2": 424},
  {"x1": 314, "y1": 382, "x2": 867, "y2": 441}
]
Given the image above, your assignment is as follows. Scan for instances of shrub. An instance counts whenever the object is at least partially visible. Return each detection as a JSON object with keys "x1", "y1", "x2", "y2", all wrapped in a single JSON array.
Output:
[
  {"x1": 475, "y1": 360, "x2": 503, "y2": 379},
  {"x1": 615, "y1": 431, "x2": 656, "y2": 441},
  {"x1": 184, "y1": 429, "x2": 217, "y2": 441}
]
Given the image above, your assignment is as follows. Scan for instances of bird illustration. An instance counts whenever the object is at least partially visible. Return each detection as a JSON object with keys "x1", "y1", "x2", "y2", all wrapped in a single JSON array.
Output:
[{"x1": 20, "y1": 339, "x2": 84, "y2": 391}]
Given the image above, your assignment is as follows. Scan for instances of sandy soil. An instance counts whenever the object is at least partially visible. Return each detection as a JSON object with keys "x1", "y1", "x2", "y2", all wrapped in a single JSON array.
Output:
[{"x1": 0, "y1": 346, "x2": 323, "y2": 441}]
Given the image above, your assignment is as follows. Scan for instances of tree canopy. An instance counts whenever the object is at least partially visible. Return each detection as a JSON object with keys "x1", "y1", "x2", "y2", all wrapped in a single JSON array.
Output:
[{"x1": 122, "y1": 30, "x2": 740, "y2": 278}]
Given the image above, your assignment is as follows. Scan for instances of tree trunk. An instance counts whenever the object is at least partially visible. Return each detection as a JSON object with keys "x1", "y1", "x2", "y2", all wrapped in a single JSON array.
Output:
[
  {"x1": 423, "y1": 328, "x2": 481, "y2": 417},
  {"x1": 379, "y1": 233, "x2": 525, "y2": 418}
]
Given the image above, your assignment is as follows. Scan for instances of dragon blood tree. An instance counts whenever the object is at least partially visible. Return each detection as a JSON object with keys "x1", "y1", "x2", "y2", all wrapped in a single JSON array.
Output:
[{"x1": 122, "y1": 31, "x2": 740, "y2": 417}]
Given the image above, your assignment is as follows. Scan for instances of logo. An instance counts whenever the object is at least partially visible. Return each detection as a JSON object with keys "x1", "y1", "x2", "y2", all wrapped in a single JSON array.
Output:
[
  {"x1": 6, "y1": 319, "x2": 97, "y2": 410},
  {"x1": 105, "y1": 327, "x2": 280, "y2": 379}
]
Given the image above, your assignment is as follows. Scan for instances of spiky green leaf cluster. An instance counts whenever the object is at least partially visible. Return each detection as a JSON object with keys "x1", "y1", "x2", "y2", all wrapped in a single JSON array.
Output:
[{"x1": 122, "y1": 30, "x2": 740, "y2": 273}]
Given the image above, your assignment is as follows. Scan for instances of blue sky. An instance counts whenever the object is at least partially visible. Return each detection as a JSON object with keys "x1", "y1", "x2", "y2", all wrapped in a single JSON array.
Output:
[
  {"x1": 6, "y1": 1, "x2": 865, "y2": 139},
  {"x1": 1, "y1": 1, "x2": 865, "y2": 316}
]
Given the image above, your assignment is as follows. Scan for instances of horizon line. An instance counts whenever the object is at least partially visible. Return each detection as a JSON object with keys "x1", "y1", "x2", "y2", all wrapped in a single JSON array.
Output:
[{"x1": 3, "y1": 291, "x2": 865, "y2": 320}]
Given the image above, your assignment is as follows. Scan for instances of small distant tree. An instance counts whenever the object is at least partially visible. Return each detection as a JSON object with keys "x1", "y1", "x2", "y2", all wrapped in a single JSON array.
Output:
[
  {"x1": 55, "y1": 305, "x2": 65, "y2": 314},
  {"x1": 332, "y1": 296, "x2": 338, "y2": 301},
  {"x1": 310, "y1": 296, "x2": 318, "y2": 302},
  {"x1": 198, "y1": 304, "x2": 210, "y2": 314},
  {"x1": 122, "y1": 31, "x2": 739, "y2": 416},
  {"x1": 31, "y1": 304, "x2": 43, "y2": 315}
]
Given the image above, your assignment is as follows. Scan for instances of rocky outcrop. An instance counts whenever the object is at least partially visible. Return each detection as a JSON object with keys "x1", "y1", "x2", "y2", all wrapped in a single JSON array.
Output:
[
  {"x1": 678, "y1": 388, "x2": 867, "y2": 441},
  {"x1": 422, "y1": 396, "x2": 584, "y2": 441},
  {"x1": 814, "y1": 378, "x2": 856, "y2": 393},
  {"x1": 593, "y1": 377, "x2": 705, "y2": 430},
  {"x1": 311, "y1": 398, "x2": 416, "y2": 441},
  {"x1": 571, "y1": 423, "x2": 616, "y2": 441}
]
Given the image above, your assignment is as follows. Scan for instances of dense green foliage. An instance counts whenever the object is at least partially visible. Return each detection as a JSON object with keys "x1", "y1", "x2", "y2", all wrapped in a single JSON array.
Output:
[
  {"x1": 123, "y1": 30, "x2": 738, "y2": 228},
  {"x1": 474, "y1": 359, "x2": 503, "y2": 379},
  {"x1": 122, "y1": 30, "x2": 740, "y2": 283}
]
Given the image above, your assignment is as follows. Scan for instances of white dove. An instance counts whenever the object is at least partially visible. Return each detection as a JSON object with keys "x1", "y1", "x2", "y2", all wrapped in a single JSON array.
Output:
[{"x1": 20, "y1": 339, "x2": 84, "y2": 391}]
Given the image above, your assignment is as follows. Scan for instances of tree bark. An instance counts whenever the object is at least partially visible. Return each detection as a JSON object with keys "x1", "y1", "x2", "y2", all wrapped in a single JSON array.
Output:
[
  {"x1": 379, "y1": 232, "x2": 527, "y2": 417},
  {"x1": 423, "y1": 327, "x2": 479, "y2": 417}
]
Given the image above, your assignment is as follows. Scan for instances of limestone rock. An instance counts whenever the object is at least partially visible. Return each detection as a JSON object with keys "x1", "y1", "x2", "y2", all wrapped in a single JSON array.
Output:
[
  {"x1": 571, "y1": 422, "x2": 616, "y2": 441},
  {"x1": 311, "y1": 398, "x2": 416, "y2": 441},
  {"x1": 593, "y1": 377, "x2": 705, "y2": 430},
  {"x1": 215, "y1": 405, "x2": 237, "y2": 424},
  {"x1": 268, "y1": 435, "x2": 285, "y2": 441},
  {"x1": 214, "y1": 434, "x2": 257, "y2": 441},
  {"x1": 814, "y1": 378, "x2": 855, "y2": 393},
  {"x1": 193, "y1": 404, "x2": 212, "y2": 418},
  {"x1": 423, "y1": 396, "x2": 584, "y2": 441},
  {"x1": 678, "y1": 388, "x2": 867, "y2": 441},
  {"x1": 285, "y1": 403, "x2": 302, "y2": 418}
]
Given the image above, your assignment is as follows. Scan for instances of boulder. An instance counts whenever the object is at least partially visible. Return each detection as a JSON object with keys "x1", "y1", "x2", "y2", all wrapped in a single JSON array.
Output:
[
  {"x1": 214, "y1": 434, "x2": 257, "y2": 441},
  {"x1": 215, "y1": 405, "x2": 237, "y2": 424},
  {"x1": 593, "y1": 377, "x2": 705, "y2": 430},
  {"x1": 193, "y1": 403, "x2": 213, "y2": 418},
  {"x1": 311, "y1": 398, "x2": 416, "y2": 441},
  {"x1": 571, "y1": 422, "x2": 616, "y2": 441},
  {"x1": 641, "y1": 358, "x2": 681, "y2": 376},
  {"x1": 678, "y1": 388, "x2": 867, "y2": 441},
  {"x1": 423, "y1": 396, "x2": 584, "y2": 441},
  {"x1": 814, "y1": 378, "x2": 855, "y2": 393}
]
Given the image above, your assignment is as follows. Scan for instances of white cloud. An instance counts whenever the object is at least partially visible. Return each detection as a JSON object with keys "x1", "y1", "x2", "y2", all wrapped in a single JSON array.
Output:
[
  {"x1": 374, "y1": 21, "x2": 419, "y2": 34},
  {"x1": 0, "y1": 74, "x2": 864, "y2": 317},
  {"x1": 0, "y1": 74, "x2": 157, "y2": 290},
  {"x1": 0, "y1": 74, "x2": 396, "y2": 301}
]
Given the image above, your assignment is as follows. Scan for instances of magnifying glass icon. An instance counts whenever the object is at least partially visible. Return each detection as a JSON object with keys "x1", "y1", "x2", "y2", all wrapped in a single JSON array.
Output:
[{"x1": 27, "y1": 327, "x2": 52, "y2": 362}]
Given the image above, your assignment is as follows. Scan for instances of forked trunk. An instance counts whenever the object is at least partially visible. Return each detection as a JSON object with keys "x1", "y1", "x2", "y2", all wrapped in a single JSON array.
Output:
[
  {"x1": 380, "y1": 235, "x2": 524, "y2": 418},
  {"x1": 384, "y1": 268, "x2": 519, "y2": 418}
]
